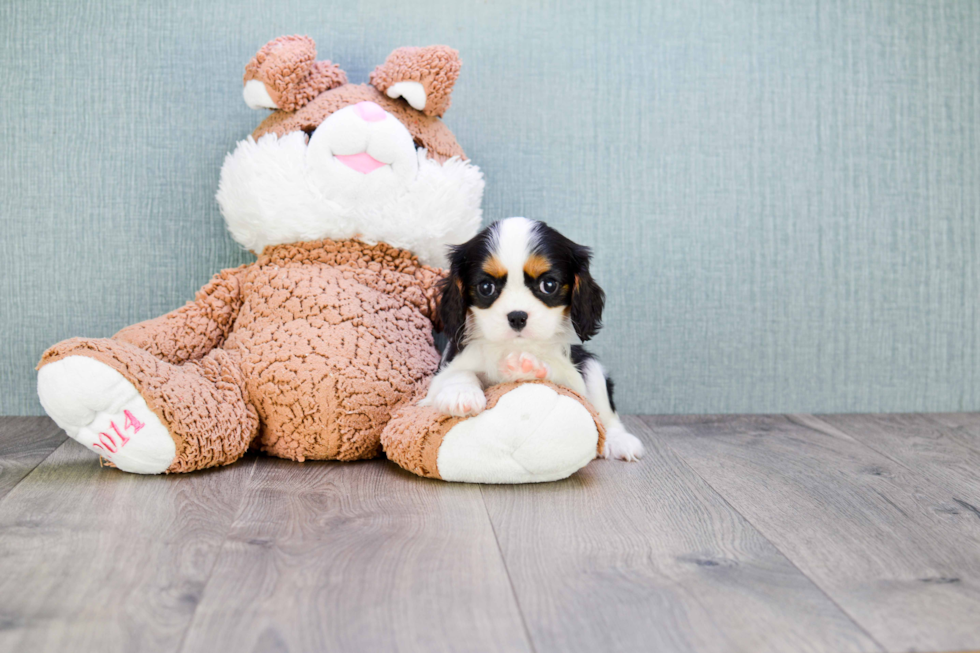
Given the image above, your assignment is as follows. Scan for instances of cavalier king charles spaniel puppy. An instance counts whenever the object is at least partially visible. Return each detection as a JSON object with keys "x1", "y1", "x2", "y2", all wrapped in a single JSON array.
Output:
[{"x1": 420, "y1": 217, "x2": 644, "y2": 461}]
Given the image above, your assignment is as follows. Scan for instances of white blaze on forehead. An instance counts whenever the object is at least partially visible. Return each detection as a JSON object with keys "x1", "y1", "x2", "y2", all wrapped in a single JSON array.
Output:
[
  {"x1": 466, "y1": 216, "x2": 573, "y2": 348},
  {"x1": 490, "y1": 217, "x2": 539, "y2": 280}
]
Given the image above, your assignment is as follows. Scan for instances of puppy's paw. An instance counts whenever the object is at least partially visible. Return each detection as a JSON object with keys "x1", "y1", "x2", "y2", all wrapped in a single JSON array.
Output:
[
  {"x1": 498, "y1": 352, "x2": 552, "y2": 382},
  {"x1": 602, "y1": 426, "x2": 645, "y2": 462},
  {"x1": 433, "y1": 384, "x2": 487, "y2": 417}
]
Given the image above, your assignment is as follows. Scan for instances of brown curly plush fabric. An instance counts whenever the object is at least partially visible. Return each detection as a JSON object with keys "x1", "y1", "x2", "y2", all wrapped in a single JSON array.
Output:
[
  {"x1": 38, "y1": 339, "x2": 258, "y2": 472},
  {"x1": 381, "y1": 381, "x2": 607, "y2": 480},
  {"x1": 38, "y1": 239, "x2": 446, "y2": 472},
  {"x1": 113, "y1": 267, "x2": 246, "y2": 364},
  {"x1": 244, "y1": 35, "x2": 347, "y2": 112},
  {"x1": 369, "y1": 46, "x2": 461, "y2": 118},
  {"x1": 251, "y1": 84, "x2": 466, "y2": 163}
]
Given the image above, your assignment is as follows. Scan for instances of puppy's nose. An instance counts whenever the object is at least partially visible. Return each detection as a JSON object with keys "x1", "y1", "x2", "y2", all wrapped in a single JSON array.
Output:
[
  {"x1": 353, "y1": 101, "x2": 386, "y2": 122},
  {"x1": 507, "y1": 311, "x2": 528, "y2": 331}
]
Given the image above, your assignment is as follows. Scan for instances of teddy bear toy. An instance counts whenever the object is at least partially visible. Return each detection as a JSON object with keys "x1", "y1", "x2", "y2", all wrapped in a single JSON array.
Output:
[{"x1": 36, "y1": 36, "x2": 605, "y2": 483}]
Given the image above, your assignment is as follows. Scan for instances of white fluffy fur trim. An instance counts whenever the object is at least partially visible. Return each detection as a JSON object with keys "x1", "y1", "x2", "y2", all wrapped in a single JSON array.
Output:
[{"x1": 216, "y1": 132, "x2": 484, "y2": 267}]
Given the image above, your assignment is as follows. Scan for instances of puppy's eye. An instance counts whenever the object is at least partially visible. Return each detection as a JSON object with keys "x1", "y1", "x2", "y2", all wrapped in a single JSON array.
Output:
[
  {"x1": 477, "y1": 280, "x2": 496, "y2": 297},
  {"x1": 539, "y1": 278, "x2": 559, "y2": 295}
]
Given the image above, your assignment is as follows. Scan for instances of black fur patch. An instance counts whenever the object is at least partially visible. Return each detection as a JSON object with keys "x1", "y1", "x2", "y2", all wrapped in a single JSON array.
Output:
[
  {"x1": 438, "y1": 225, "x2": 500, "y2": 360},
  {"x1": 571, "y1": 345, "x2": 616, "y2": 412},
  {"x1": 526, "y1": 222, "x2": 605, "y2": 341},
  {"x1": 570, "y1": 344, "x2": 594, "y2": 372}
]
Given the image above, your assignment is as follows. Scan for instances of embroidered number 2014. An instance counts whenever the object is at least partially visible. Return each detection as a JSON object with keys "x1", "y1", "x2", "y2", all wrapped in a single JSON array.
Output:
[{"x1": 91, "y1": 410, "x2": 145, "y2": 455}]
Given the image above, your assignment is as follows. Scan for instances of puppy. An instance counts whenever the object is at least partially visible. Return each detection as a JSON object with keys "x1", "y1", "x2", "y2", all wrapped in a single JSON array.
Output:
[{"x1": 420, "y1": 217, "x2": 644, "y2": 461}]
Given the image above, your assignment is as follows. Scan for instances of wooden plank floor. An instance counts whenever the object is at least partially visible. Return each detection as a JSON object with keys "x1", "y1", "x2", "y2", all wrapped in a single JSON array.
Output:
[{"x1": 1, "y1": 415, "x2": 978, "y2": 653}]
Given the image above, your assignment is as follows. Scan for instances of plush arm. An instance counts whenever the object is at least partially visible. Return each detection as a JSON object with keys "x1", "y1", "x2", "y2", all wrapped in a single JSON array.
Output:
[
  {"x1": 112, "y1": 266, "x2": 247, "y2": 365},
  {"x1": 415, "y1": 265, "x2": 448, "y2": 328}
]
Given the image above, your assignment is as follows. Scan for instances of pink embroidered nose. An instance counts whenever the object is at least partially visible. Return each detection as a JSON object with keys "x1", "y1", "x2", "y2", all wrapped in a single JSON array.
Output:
[{"x1": 353, "y1": 101, "x2": 386, "y2": 122}]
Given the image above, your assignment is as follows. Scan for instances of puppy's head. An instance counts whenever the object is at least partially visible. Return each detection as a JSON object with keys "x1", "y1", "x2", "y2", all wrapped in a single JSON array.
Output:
[{"x1": 439, "y1": 217, "x2": 604, "y2": 349}]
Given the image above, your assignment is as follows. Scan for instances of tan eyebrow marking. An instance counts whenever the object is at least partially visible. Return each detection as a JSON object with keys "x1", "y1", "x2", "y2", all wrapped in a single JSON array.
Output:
[
  {"x1": 482, "y1": 256, "x2": 508, "y2": 278},
  {"x1": 523, "y1": 253, "x2": 551, "y2": 278}
]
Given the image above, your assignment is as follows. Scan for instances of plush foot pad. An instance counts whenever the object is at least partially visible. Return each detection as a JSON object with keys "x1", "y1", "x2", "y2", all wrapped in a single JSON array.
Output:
[
  {"x1": 37, "y1": 356, "x2": 176, "y2": 474},
  {"x1": 437, "y1": 383, "x2": 599, "y2": 484}
]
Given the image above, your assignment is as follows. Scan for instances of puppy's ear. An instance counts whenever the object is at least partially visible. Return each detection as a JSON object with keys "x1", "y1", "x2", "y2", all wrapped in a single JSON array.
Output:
[
  {"x1": 438, "y1": 247, "x2": 469, "y2": 348},
  {"x1": 569, "y1": 245, "x2": 605, "y2": 342}
]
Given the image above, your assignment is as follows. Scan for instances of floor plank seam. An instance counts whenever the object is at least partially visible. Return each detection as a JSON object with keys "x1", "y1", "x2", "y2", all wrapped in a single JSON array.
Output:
[
  {"x1": 918, "y1": 413, "x2": 980, "y2": 458},
  {"x1": 478, "y1": 485, "x2": 539, "y2": 653},
  {"x1": 173, "y1": 455, "x2": 261, "y2": 653},
  {"x1": 0, "y1": 437, "x2": 70, "y2": 509},
  {"x1": 806, "y1": 414, "x2": 980, "y2": 523},
  {"x1": 802, "y1": 413, "x2": 980, "y2": 651},
  {"x1": 635, "y1": 416, "x2": 890, "y2": 653}
]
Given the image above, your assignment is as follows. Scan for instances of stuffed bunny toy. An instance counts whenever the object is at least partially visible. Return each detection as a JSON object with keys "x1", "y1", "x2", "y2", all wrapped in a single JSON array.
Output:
[{"x1": 36, "y1": 36, "x2": 604, "y2": 483}]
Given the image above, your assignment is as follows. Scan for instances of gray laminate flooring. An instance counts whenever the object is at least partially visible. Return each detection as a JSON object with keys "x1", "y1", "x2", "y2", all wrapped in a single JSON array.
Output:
[{"x1": 1, "y1": 414, "x2": 978, "y2": 653}]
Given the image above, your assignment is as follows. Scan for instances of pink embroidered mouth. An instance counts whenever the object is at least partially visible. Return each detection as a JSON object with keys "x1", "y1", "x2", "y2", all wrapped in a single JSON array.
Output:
[{"x1": 334, "y1": 152, "x2": 387, "y2": 174}]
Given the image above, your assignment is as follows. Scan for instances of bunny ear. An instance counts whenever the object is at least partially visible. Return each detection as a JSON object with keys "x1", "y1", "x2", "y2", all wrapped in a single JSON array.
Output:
[
  {"x1": 369, "y1": 46, "x2": 461, "y2": 118},
  {"x1": 243, "y1": 35, "x2": 347, "y2": 112}
]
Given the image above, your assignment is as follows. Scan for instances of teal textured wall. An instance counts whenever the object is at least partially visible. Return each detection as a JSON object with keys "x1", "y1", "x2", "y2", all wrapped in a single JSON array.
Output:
[{"x1": 2, "y1": 0, "x2": 978, "y2": 415}]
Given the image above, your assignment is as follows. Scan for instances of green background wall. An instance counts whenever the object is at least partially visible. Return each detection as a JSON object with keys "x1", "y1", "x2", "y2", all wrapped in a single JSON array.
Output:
[{"x1": 2, "y1": 0, "x2": 978, "y2": 415}]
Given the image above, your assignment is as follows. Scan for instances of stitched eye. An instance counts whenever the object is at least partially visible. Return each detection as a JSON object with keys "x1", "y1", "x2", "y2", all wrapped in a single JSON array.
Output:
[
  {"x1": 539, "y1": 278, "x2": 558, "y2": 295},
  {"x1": 477, "y1": 280, "x2": 496, "y2": 297}
]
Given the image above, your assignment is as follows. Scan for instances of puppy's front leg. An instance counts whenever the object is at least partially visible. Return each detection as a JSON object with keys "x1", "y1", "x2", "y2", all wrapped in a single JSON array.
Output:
[
  {"x1": 420, "y1": 364, "x2": 487, "y2": 417},
  {"x1": 580, "y1": 358, "x2": 645, "y2": 462}
]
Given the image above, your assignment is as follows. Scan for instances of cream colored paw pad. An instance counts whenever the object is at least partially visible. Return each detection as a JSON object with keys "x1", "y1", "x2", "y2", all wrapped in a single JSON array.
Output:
[
  {"x1": 38, "y1": 356, "x2": 176, "y2": 474},
  {"x1": 437, "y1": 383, "x2": 598, "y2": 484}
]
